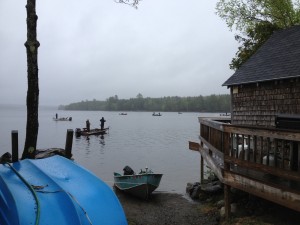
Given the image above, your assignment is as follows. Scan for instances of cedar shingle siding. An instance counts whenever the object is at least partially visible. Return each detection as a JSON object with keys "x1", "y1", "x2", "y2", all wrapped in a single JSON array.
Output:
[
  {"x1": 231, "y1": 79, "x2": 300, "y2": 127},
  {"x1": 223, "y1": 26, "x2": 300, "y2": 127}
]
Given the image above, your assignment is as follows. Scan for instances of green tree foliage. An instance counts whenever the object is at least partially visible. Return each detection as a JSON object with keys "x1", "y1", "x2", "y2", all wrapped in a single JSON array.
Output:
[
  {"x1": 216, "y1": 0, "x2": 300, "y2": 70},
  {"x1": 63, "y1": 94, "x2": 231, "y2": 112},
  {"x1": 230, "y1": 21, "x2": 279, "y2": 70}
]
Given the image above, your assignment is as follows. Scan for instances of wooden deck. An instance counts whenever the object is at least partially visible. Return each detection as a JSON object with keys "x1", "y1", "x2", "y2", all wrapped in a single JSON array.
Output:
[{"x1": 189, "y1": 117, "x2": 300, "y2": 218}]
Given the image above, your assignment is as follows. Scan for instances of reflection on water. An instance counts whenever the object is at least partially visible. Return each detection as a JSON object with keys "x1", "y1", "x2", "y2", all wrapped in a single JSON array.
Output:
[
  {"x1": 0, "y1": 107, "x2": 219, "y2": 193},
  {"x1": 99, "y1": 135, "x2": 105, "y2": 146}
]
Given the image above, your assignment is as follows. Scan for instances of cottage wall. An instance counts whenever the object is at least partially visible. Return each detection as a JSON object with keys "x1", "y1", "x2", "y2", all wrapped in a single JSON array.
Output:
[{"x1": 231, "y1": 78, "x2": 300, "y2": 127}]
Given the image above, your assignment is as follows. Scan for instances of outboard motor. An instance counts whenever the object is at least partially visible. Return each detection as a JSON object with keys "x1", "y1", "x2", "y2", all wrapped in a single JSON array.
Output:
[{"x1": 123, "y1": 166, "x2": 134, "y2": 175}]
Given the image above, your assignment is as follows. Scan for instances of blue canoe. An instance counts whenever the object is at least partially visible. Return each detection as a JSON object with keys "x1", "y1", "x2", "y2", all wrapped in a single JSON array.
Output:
[{"x1": 0, "y1": 155, "x2": 127, "y2": 225}]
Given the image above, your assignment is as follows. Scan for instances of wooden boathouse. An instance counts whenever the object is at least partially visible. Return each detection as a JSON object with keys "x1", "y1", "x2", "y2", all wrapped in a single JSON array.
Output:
[{"x1": 189, "y1": 25, "x2": 300, "y2": 218}]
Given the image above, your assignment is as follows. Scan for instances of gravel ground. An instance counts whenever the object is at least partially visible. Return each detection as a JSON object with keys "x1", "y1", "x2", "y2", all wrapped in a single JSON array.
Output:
[
  {"x1": 114, "y1": 187, "x2": 300, "y2": 225},
  {"x1": 114, "y1": 189, "x2": 219, "y2": 225}
]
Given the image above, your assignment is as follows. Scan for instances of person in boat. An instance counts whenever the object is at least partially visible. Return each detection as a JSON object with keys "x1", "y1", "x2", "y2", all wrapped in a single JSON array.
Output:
[
  {"x1": 100, "y1": 117, "x2": 106, "y2": 130},
  {"x1": 55, "y1": 113, "x2": 58, "y2": 119},
  {"x1": 86, "y1": 119, "x2": 91, "y2": 132}
]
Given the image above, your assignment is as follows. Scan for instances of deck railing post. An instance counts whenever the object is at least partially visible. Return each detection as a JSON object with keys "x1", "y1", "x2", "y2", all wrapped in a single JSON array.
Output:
[
  {"x1": 11, "y1": 130, "x2": 19, "y2": 162},
  {"x1": 65, "y1": 129, "x2": 74, "y2": 159}
]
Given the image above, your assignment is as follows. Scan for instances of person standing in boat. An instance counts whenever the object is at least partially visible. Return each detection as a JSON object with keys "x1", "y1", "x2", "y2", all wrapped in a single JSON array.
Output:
[
  {"x1": 86, "y1": 119, "x2": 91, "y2": 132},
  {"x1": 55, "y1": 113, "x2": 58, "y2": 119},
  {"x1": 100, "y1": 117, "x2": 106, "y2": 130}
]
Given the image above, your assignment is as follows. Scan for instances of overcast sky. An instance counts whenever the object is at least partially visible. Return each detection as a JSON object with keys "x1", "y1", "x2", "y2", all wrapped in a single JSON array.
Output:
[{"x1": 0, "y1": 0, "x2": 238, "y2": 106}]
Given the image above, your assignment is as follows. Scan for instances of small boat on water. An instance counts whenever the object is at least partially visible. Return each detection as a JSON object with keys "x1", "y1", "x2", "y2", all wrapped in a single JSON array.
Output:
[
  {"x1": 75, "y1": 127, "x2": 109, "y2": 137},
  {"x1": 53, "y1": 117, "x2": 72, "y2": 121},
  {"x1": 152, "y1": 112, "x2": 162, "y2": 116},
  {"x1": 114, "y1": 166, "x2": 163, "y2": 199},
  {"x1": 119, "y1": 113, "x2": 127, "y2": 115},
  {"x1": 0, "y1": 155, "x2": 127, "y2": 225},
  {"x1": 220, "y1": 112, "x2": 231, "y2": 117}
]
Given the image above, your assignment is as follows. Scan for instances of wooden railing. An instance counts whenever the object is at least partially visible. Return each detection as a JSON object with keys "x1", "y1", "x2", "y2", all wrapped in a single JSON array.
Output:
[
  {"x1": 191, "y1": 117, "x2": 300, "y2": 216},
  {"x1": 198, "y1": 117, "x2": 300, "y2": 190}
]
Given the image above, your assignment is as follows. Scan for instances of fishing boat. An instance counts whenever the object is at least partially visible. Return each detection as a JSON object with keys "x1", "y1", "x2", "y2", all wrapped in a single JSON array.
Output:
[
  {"x1": 75, "y1": 127, "x2": 109, "y2": 137},
  {"x1": 0, "y1": 155, "x2": 127, "y2": 225},
  {"x1": 152, "y1": 112, "x2": 162, "y2": 116},
  {"x1": 53, "y1": 117, "x2": 72, "y2": 121},
  {"x1": 119, "y1": 113, "x2": 127, "y2": 115},
  {"x1": 114, "y1": 166, "x2": 163, "y2": 199}
]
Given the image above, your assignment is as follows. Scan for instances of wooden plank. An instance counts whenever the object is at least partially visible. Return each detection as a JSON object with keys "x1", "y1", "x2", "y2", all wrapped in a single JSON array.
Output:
[
  {"x1": 246, "y1": 135, "x2": 251, "y2": 161},
  {"x1": 223, "y1": 125, "x2": 300, "y2": 141},
  {"x1": 199, "y1": 145, "x2": 224, "y2": 182},
  {"x1": 198, "y1": 117, "x2": 227, "y2": 131},
  {"x1": 260, "y1": 136, "x2": 263, "y2": 164},
  {"x1": 223, "y1": 132, "x2": 230, "y2": 156},
  {"x1": 200, "y1": 137, "x2": 224, "y2": 159},
  {"x1": 224, "y1": 184, "x2": 231, "y2": 219},
  {"x1": 224, "y1": 171, "x2": 300, "y2": 212},
  {"x1": 224, "y1": 155, "x2": 300, "y2": 182},
  {"x1": 188, "y1": 141, "x2": 199, "y2": 151},
  {"x1": 253, "y1": 136, "x2": 257, "y2": 163}
]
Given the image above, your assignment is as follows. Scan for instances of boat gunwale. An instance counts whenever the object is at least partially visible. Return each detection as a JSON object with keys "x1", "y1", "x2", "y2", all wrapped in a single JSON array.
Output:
[{"x1": 113, "y1": 173, "x2": 163, "y2": 178}]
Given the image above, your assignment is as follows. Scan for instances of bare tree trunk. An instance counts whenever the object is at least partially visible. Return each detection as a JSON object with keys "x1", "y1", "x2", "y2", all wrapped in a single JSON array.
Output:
[{"x1": 22, "y1": 0, "x2": 40, "y2": 159}]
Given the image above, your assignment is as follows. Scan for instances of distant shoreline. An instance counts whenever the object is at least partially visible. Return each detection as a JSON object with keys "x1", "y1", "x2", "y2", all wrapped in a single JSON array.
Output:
[{"x1": 0, "y1": 104, "x2": 57, "y2": 110}]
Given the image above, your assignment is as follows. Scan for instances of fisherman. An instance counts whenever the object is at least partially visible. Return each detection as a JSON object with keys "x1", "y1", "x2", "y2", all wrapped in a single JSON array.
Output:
[
  {"x1": 86, "y1": 119, "x2": 90, "y2": 132},
  {"x1": 100, "y1": 117, "x2": 106, "y2": 130},
  {"x1": 55, "y1": 113, "x2": 58, "y2": 119}
]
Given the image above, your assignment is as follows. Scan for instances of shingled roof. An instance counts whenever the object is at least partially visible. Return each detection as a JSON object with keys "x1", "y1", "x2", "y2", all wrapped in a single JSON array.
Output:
[{"x1": 223, "y1": 25, "x2": 300, "y2": 87}]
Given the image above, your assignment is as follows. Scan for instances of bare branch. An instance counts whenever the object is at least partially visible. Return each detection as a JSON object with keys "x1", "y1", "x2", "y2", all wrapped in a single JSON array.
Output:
[{"x1": 114, "y1": 0, "x2": 141, "y2": 9}]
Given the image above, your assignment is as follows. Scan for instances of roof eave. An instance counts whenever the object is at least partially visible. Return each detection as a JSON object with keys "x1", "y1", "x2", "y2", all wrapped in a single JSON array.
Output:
[{"x1": 222, "y1": 74, "x2": 300, "y2": 87}]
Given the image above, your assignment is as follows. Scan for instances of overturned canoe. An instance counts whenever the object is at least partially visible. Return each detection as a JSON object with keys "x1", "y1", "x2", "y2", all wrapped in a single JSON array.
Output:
[{"x1": 0, "y1": 155, "x2": 127, "y2": 225}]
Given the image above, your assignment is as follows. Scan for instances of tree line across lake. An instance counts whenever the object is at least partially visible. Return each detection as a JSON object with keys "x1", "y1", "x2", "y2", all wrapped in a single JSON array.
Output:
[{"x1": 60, "y1": 94, "x2": 230, "y2": 112}]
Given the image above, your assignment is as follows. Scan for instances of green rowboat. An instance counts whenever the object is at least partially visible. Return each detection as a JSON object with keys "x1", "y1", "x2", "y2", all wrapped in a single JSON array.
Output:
[{"x1": 114, "y1": 167, "x2": 163, "y2": 199}]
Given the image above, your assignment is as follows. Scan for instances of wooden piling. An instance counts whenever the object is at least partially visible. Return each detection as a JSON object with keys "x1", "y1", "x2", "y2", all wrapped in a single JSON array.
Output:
[
  {"x1": 224, "y1": 184, "x2": 231, "y2": 219},
  {"x1": 65, "y1": 129, "x2": 73, "y2": 159},
  {"x1": 200, "y1": 155, "x2": 204, "y2": 183},
  {"x1": 223, "y1": 132, "x2": 231, "y2": 219},
  {"x1": 11, "y1": 130, "x2": 19, "y2": 162}
]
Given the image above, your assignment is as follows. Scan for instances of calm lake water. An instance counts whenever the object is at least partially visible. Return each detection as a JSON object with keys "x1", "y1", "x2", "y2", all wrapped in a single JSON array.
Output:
[{"x1": 0, "y1": 105, "x2": 219, "y2": 194}]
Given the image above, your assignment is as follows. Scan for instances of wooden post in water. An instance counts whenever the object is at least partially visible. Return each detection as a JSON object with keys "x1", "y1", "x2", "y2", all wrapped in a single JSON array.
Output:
[
  {"x1": 65, "y1": 129, "x2": 73, "y2": 159},
  {"x1": 11, "y1": 130, "x2": 19, "y2": 162}
]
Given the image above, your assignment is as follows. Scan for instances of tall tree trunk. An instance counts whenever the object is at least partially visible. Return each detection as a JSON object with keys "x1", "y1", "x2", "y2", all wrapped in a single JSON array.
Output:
[{"x1": 22, "y1": 0, "x2": 40, "y2": 159}]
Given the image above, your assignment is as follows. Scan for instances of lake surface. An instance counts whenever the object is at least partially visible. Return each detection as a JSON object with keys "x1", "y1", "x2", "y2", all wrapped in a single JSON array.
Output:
[{"x1": 0, "y1": 105, "x2": 219, "y2": 194}]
